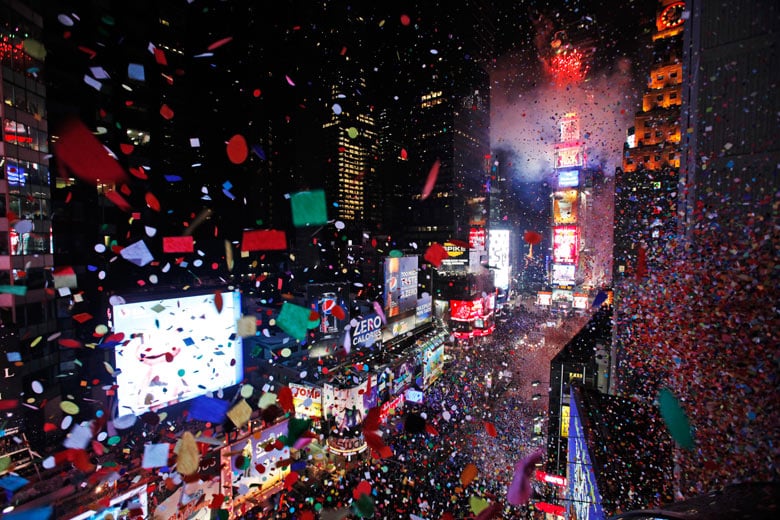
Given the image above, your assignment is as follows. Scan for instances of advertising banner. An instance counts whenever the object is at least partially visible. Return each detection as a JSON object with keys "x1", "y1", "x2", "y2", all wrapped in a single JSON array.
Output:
[
  {"x1": 567, "y1": 397, "x2": 605, "y2": 520},
  {"x1": 469, "y1": 227, "x2": 486, "y2": 251},
  {"x1": 552, "y1": 263, "x2": 576, "y2": 286},
  {"x1": 306, "y1": 283, "x2": 350, "y2": 341},
  {"x1": 322, "y1": 375, "x2": 375, "y2": 431},
  {"x1": 440, "y1": 240, "x2": 469, "y2": 270},
  {"x1": 289, "y1": 383, "x2": 323, "y2": 418},
  {"x1": 450, "y1": 299, "x2": 481, "y2": 321},
  {"x1": 537, "y1": 291, "x2": 552, "y2": 306},
  {"x1": 220, "y1": 420, "x2": 290, "y2": 512},
  {"x1": 381, "y1": 314, "x2": 416, "y2": 342},
  {"x1": 553, "y1": 225, "x2": 579, "y2": 265},
  {"x1": 383, "y1": 256, "x2": 419, "y2": 319},
  {"x1": 488, "y1": 229, "x2": 511, "y2": 291},
  {"x1": 558, "y1": 169, "x2": 580, "y2": 188},
  {"x1": 391, "y1": 358, "x2": 418, "y2": 396},
  {"x1": 415, "y1": 293, "x2": 433, "y2": 326},
  {"x1": 553, "y1": 190, "x2": 578, "y2": 224},
  {"x1": 422, "y1": 344, "x2": 445, "y2": 388},
  {"x1": 572, "y1": 293, "x2": 589, "y2": 309},
  {"x1": 351, "y1": 313, "x2": 383, "y2": 348},
  {"x1": 555, "y1": 143, "x2": 584, "y2": 169}
]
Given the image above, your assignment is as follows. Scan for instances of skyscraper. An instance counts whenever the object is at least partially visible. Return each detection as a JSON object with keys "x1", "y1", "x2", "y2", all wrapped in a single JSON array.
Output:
[
  {"x1": 0, "y1": 0, "x2": 56, "y2": 438},
  {"x1": 614, "y1": 0, "x2": 684, "y2": 280}
]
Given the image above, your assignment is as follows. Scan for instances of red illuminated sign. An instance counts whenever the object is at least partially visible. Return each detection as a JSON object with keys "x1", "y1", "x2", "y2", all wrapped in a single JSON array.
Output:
[
  {"x1": 536, "y1": 469, "x2": 567, "y2": 487},
  {"x1": 469, "y1": 228, "x2": 486, "y2": 250},
  {"x1": 535, "y1": 501, "x2": 565, "y2": 516},
  {"x1": 553, "y1": 225, "x2": 579, "y2": 265},
  {"x1": 450, "y1": 299, "x2": 482, "y2": 321}
]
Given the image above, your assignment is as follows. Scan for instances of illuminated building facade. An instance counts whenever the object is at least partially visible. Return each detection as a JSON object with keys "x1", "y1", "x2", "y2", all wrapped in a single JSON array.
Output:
[
  {"x1": 321, "y1": 70, "x2": 379, "y2": 232},
  {"x1": 614, "y1": 0, "x2": 684, "y2": 279},
  {"x1": 546, "y1": 112, "x2": 586, "y2": 310},
  {"x1": 0, "y1": 1, "x2": 57, "y2": 436}
]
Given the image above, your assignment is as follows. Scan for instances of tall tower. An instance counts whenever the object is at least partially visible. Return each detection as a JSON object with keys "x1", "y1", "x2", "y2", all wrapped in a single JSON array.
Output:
[
  {"x1": 614, "y1": 0, "x2": 684, "y2": 279},
  {"x1": 320, "y1": 66, "x2": 379, "y2": 236},
  {"x1": 548, "y1": 113, "x2": 585, "y2": 310}
]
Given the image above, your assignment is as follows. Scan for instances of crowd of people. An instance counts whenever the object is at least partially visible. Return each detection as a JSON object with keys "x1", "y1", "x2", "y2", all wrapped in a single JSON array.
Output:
[{"x1": 242, "y1": 304, "x2": 559, "y2": 519}]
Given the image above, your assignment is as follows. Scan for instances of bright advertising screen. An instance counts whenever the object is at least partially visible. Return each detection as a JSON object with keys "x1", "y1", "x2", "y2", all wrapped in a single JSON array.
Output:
[
  {"x1": 488, "y1": 229, "x2": 511, "y2": 291},
  {"x1": 553, "y1": 225, "x2": 579, "y2": 265},
  {"x1": 220, "y1": 419, "x2": 290, "y2": 506},
  {"x1": 552, "y1": 264, "x2": 576, "y2": 286},
  {"x1": 383, "y1": 256, "x2": 418, "y2": 319},
  {"x1": 553, "y1": 189, "x2": 578, "y2": 224},
  {"x1": 567, "y1": 395, "x2": 605, "y2": 520},
  {"x1": 112, "y1": 291, "x2": 243, "y2": 415}
]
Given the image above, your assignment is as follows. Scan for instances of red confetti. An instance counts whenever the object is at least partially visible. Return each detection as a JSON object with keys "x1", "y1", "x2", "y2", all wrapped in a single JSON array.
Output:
[
  {"x1": 421, "y1": 159, "x2": 440, "y2": 200},
  {"x1": 145, "y1": 192, "x2": 161, "y2": 211},
  {"x1": 484, "y1": 421, "x2": 497, "y2": 437},
  {"x1": 226, "y1": 134, "x2": 248, "y2": 164},
  {"x1": 129, "y1": 166, "x2": 148, "y2": 179},
  {"x1": 52, "y1": 117, "x2": 128, "y2": 185},
  {"x1": 241, "y1": 229, "x2": 287, "y2": 251},
  {"x1": 277, "y1": 386, "x2": 294, "y2": 413},
  {"x1": 159, "y1": 104, "x2": 174, "y2": 120},
  {"x1": 104, "y1": 190, "x2": 132, "y2": 212},
  {"x1": 58, "y1": 338, "x2": 83, "y2": 349},
  {"x1": 207, "y1": 36, "x2": 233, "y2": 51},
  {"x1": 400, "y1": 14, "x2": 411, "y2": 26},
  {"x1": 119, "y1": 143, "x2": 134, "y2": 155},
  {"x1": 162, "y1": 236, "x2": 194, "y2": 253},
  {"x1": 424, "y1": 242, "x2": 449, "y2": 267},
  {"x1": 214, "y1": 291, "x2": 223, "y2": 313},
  {"x1": 363, "y1": 407, "x2": 381, "y2": 432}
]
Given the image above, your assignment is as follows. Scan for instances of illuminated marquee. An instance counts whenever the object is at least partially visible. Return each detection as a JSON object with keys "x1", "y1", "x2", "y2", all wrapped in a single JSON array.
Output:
[{"x1": 553, "y1": 225, "x2": 579, "y2": 265}]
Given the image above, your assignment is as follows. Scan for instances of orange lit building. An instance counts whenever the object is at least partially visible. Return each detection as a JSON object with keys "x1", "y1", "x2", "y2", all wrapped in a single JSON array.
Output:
[{"x1": 614, "y1": 0, "x2": 685, "y2": 280}]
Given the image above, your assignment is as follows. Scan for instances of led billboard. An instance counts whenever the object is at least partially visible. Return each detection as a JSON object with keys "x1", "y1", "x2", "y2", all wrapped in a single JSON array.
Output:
[
  {"x1": 220, "y1": 419, "x2": 290, "y2": 511},
  {"x1": 552, "y1": 264, "x2": 576, "y2": 286},
  {"x1": 555, "y1": 143, "x2": 584, "y2": 169},
  {"x1": 112, "y1": 291, "x2": 243, "y2": 415},
  {"x1": 306, "y1": 283, "x2": 350, "y2": 341},
  {"x1": 553, "y1": 225, "x2": 579, "y2": 265},
  {"x1": 383, "y1": 256, "x2": 418, "y2": 319},
  {"x1": 440, "y1": 240, "x2": 469, "y2": 270},
  {"x1": 469, "y1": 227, "x2": 486, "y2": 251},
  {"x1": 289, "y1": 383, "x2": 323, "y2": 419},
  {"x1": 558, "y1": 169, "x2": 580, "y2": 188},
  {"x1": 567, "y1": 396, "x2": 605, "y2": 520},
  {"x1": 488, "y1": 229, "x2": 511, "y2": 291},
  {"x1": 553, "y1": 189, "x2": 578, "y2": 224}
]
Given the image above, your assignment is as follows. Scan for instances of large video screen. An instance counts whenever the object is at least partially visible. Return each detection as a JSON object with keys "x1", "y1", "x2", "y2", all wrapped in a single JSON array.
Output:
[
  {"x1": 488, "y1": 229, "x2": 511, "y2": 291},
  {"x1": 383, "y1": 255, "x2": 418, "y2": 319},
  {"x1": 112, "y1": 291, "x2": 243, "y2": 415}
]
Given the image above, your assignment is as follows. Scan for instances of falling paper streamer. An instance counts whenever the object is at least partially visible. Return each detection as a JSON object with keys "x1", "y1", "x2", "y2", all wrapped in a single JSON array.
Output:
[
  {"x1": 372, "y1": 301, "x2": 387, "y2": 325},
  {"x1": 507, "y1": 449, "x2": 544, "y2": 505},
  {"x1": 420, "y1": 159, "x2": 440, "y2": 200},
  {"x1": 460, "y1": 462, "x2": 478, "y2": 487},
  {"x1": 52, "y1": 119, "x2": 127, "y2": 185},
  {"x1": 226, "y1": 134, "x2": 248, "y2": 164},
  {"x1": 658, "y1": 387, "x2": 695, "y2": 449}
]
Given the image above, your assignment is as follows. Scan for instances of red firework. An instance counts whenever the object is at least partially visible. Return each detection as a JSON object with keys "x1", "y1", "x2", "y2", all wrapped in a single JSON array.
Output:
[{"x1": 548, "y1": 47, "x2": 589, "y2": 86}]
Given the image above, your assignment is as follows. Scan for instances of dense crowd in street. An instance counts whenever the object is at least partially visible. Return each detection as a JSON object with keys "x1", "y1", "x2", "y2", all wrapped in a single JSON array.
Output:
[{"x1": 242, "y1": 305, "x2": 556, "y2": 519}]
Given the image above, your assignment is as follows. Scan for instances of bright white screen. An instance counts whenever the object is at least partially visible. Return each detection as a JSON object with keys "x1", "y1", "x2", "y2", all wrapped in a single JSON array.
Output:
[{"x1": 112, "y1": 291, "x2": 243, "y2": 415}]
